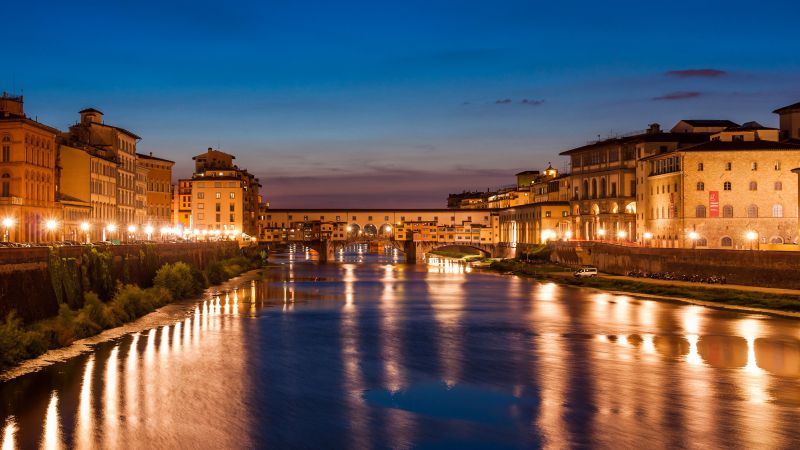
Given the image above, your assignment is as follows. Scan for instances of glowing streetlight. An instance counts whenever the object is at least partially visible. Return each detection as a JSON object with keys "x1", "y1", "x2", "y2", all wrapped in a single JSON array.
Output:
[
  {"x1": 564, "y1": 230, "x2": 573, "y2": 241},
  {"x1": 617, "y1": 230, "x2": 627, "y2": 240},
  {"x1": 597, "y1": 228, "x2": 606, "y2": 239},
  {"x1": 643, "y1": 231, "x2": 653, "y2": 247},
  {"x1": 2, "y1": 217, "x2": 14, "y2": 242},
  {"x1": 45, "y1": 219, "x2": 58, "y2": 242},
  {"x1": 688, "y1": 231, "x2": 699, "y2": 249},
  {"x1": 80, "y1": 222, "x2": 90, "y2": 244},
  {"x1": 541, "y1": 229, "x2": 556, "y2": 243},
  {"x1": 746, "y1": 230, "x2": 758, "y2": 251},
  {"x1": 144, "y1": 225, "x2": 154, "y2": 240},
  {"x1": 104, "y1": 223, "x2": 117, "y2": 242}
]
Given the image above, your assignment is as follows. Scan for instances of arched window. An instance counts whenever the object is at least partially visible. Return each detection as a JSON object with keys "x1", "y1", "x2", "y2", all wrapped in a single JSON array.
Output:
[
  {"x1": 775, "y1": 181, "x2": 783, "y2": 191},
  {"x1": 582, "y1": 180, "x2": 589, "y2": 199},
  {"x1": 600, "y1": 178, "x2": 607, "y2": 198},
  {"x1": 722, "y1": 205, "x2": 733, "y2": 218},
  {"x1": 697, "y1": 162, "x2": 704, "y2": 171},
  {"x1": 723, "y1": 181, "x2": 732, "y2": 191},
  {"x1": 721, "y1": 236, "x2": 733, "y2": 247},
  {"x1": 747, "y1": 204, "x2": 758, "y2": 218},
  {"x1": 695, "y1": 205, "x2": 706, "y2": 218},
  {"x1": 770, "y1": 236, "x2": 784, "y2": 244},
  {"x1": 773, "y1": 204, "x2": 784, "y2": 218},
  {"x1": 591, "y1": 179, "x2": 597, "y2": 199},
  {"x1": 696, "y1": 182, "x2": 704, "y2": 191},
  {"x1": 749, "y1": 181, "x2": 757, "y2": 191},
  {"x1": 696, "y1": 238, "x2": 708, "y2": 247}
]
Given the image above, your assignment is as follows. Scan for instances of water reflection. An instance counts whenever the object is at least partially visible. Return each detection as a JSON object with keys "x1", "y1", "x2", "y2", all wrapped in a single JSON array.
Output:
[{"x1": 2, "y1": 249, "x2": 800, "y2": 448}]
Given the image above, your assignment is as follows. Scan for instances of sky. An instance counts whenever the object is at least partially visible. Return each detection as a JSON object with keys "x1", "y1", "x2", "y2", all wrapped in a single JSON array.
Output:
[{"x1": 2, "y1": 0, "x2": 800, "y2": 208}]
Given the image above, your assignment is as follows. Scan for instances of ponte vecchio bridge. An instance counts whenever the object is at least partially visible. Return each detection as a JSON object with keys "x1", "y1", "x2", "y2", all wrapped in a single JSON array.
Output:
[{"x1": 258, "y1": 208, "x2": 507, "y2": 262}]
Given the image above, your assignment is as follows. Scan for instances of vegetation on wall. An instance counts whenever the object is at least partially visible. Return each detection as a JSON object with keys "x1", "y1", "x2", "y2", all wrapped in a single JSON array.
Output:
[{"x1": 1, "y1": 247, "x2": 262, "y2": 373}]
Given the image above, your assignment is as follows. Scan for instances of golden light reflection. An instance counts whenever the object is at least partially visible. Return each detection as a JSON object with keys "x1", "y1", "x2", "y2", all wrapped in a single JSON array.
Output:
[
  {"x1": 41, "y1": 391, "x2": 63, "y2": 450},
  {"x1": 2, "y1": 417, "x2": 17, "y2": 450},
  {"x1": 76, "y1": 356, "x2": 95, "y2": 450},
  {"x1": 537, "y1": 282, "x2": 557, "y2": 301},
  {"x1": 686, "y1": 335, "x2": 702, "y2": 366},
  {"x1": 642, "y1": 333, "x2": 656, "y2": 354},
  {"x1": 103, "y1": 346, "x2": 120, "y2": 448},
  {"x1": 343, "y1": 265, "x2": 356, "y2": 308},
  {"x1": 125, "y1": 334, "x2": 140, "y2": 431}
]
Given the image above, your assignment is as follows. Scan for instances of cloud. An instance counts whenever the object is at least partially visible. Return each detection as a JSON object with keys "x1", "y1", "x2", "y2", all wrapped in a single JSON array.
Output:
[
  {"x1": 492, "y1": 98, "x2": 544, "y2": 105},
  {"x1": 520, "y1": 99, "x2": 544, "y2": 106},
  {"x1": 652, "y1": 91, "x2": 703, "y2": 101},
  {"x1": 666, "y1": 69, "x2": 727, "y2": 78},
  {"x1": 495, "y1": 98, "x2": 513, "y2": 104}
]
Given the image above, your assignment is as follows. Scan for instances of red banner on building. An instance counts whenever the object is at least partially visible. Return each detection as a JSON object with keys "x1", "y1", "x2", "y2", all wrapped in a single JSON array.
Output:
[{"x1": 709, "y1": 191, "x2": 719, "y2": 217}]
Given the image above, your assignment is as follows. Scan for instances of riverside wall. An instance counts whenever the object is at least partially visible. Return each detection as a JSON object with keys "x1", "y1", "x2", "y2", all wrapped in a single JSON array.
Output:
[
  {"x1": 0, "y1": 242, "x2": 240, "y2": 323},
  {"x1": 550, "y1": 242, "x2": 800, "y2": 290}
]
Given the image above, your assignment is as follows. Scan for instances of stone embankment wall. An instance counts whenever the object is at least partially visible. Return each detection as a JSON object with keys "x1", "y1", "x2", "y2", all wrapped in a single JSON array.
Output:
[
  {"x1": 0, "y1": 242, "x2": 239, "y2": 323},
  {"x1": 550, "y1": 242, "x2": 800, "y2": 289}
]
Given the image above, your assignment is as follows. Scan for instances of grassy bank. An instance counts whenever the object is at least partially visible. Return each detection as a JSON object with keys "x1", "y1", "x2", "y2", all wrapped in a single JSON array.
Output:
[
  {"x1": 428, "y1": 246, "x2": 486, "y2": 261},
  {"x1": 0, "y1": 254, "x2": 261, "y2": 372},
  {"x1": 487, "y1": 259, "x2": 800, "y2": 312}
]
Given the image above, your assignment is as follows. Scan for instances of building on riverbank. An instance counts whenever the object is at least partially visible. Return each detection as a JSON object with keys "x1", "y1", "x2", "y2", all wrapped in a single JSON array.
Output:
[
  {"x1": 637, "y1": 123, "x2": 800, "y2": 249},
  {"x1": 189, "y1": 148, "x2": 262, "y2": 239},
  {"x1": 137, "y1": 152, "x2": 174, "y2": 231},
  {"x1": 0, "y1": 93, "x2": 62, "y2": 242}
]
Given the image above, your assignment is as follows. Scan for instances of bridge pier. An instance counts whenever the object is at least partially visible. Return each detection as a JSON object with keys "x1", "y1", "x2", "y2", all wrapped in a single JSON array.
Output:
[
  {"x1": 316, "y1": 239, "x2": 336, "y2": 263},
  {"x1": 402, "y1": 240, "x2": 419, "y2": 264}
]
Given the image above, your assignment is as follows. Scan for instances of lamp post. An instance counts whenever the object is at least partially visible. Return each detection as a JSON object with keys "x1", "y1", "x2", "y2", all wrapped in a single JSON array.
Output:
[
  {"x1": 643, "y1": 232, "x2": 653, "y2": 247},
  {"x1": 45, "y1": 219, "x2": 58, "y2": 243},
  {"x1": 617, "y1": 230, "x2": 627, "y2": 242},
  {"x1": 564, "y1": 230, "x2": 573, "y2": 241},
  {"x1": 145, "y1": 225, "x2": 154, "y2": 241},
  {"x1": 80, "y1": 222, "x2": 90, "y2": 244},
  {"x1": 597, "y1": 228, "x2": 606, "y2": 241},
  {"x1": 104, "y1": 223, "x2": 117, "y2": 242},
  {"x1": 127, "y1": 225, "x2": 137, "y2": 242},
  {"x1": 2, "y1": 217, "x2": 14, "y2": 242},
  {"x1": 746, "y1": 230, "x2": 758, "y2": 251},
  {"x1": 688, "y1": 231, "x2": 699, "y2": 249}
]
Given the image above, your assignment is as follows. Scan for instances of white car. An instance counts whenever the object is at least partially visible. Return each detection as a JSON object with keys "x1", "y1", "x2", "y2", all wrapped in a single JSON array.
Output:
[{"x1": 573, "y1": 267, "x2": 598, "y2": 278}]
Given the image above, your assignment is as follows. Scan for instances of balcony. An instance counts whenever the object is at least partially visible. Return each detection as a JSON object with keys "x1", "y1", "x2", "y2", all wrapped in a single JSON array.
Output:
[{"x1": 0, "y1": 196, "x2": 23, "y2": 205}]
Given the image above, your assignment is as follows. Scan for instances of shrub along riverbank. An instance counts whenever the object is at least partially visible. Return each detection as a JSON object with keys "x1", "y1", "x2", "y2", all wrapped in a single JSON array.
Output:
[
  {"x1": 0, "y1": 254, "x2": 261, "y2": 372},
  {"x1": 487, "y1": 258, "x2": 800, "y2": 313}
]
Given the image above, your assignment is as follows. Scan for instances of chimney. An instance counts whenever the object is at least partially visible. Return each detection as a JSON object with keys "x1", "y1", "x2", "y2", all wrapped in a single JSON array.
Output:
[{"x1": 647, "y1": 123, "x2": 661, "y2": 134}]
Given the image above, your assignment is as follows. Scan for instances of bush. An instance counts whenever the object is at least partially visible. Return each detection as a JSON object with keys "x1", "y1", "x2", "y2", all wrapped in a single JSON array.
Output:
[
  {"x1": 205, "y1": 261, "x2": 227, "y2": 285},
  {"x1": 153, "y1": 262, "x2": 197, "y2": 299}
]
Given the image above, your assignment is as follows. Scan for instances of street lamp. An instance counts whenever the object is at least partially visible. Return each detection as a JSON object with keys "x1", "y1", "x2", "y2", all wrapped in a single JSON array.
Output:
[
  {"x1": 746, "y1": 230, "x2": 758, "y2": 251},
  {"x1": 617, "y1": 230, "x2": 627, "y2": 241},
  {"x1": 643, "y1": 231, "x2": 653, "y2": 247},
  {"x1": 127, "y1": 225, "x2": 137, "y2": 242},
  {"x1": 2, "y1": 217, "x2": 14, "y2": 242},
  {"x1": 104, "y1": 223, "x2": 117, "y2": 242},
  {"x1": 564, "y1": 230, "x2": 573, "y2": 241},
  {"x1": 80, "y1": 222, "x2": 90, "y2": 244},
  {"x1": 597, "y1": 228, "x2": 606, "y2": 240},
  {"x1": 688, "y1": 231, "x2": 699, "y2": 249},
  {"x1": 144, "y1": 225, "x2": 154, "y2": 240},
  {"x1": 45, "y1": 219, "x2": 58, "y2": 242}
]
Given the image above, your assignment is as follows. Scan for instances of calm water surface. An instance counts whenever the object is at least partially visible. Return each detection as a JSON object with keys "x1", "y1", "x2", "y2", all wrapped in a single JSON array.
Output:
[{"x1": 2, "y1": 246, "x2": 800, "y2": 449}]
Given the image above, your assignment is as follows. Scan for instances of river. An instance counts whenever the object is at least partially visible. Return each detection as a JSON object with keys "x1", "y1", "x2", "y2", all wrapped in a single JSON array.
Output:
[{"x1": 2, "y1": 246, "x2": 800, "y2": 449}]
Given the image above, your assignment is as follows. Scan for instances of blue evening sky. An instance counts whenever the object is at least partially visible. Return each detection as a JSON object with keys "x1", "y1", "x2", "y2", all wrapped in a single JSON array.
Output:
[{"x1": 2, "y1": 0, "x2": 799, "y2": 207}]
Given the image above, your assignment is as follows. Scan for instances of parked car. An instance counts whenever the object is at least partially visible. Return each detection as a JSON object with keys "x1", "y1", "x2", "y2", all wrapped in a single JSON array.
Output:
[{"x1": 573, "y1": 267, "x2": 598, "y2": 278}]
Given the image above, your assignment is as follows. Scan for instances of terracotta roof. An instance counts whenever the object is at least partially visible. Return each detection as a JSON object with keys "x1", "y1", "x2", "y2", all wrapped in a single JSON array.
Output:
[
  {"x1": 136, "y1": 152, "x2": 174, "y2": 164},
  {"x1": 773, "y1": 101, "x2": 800, "y2": 114},
  {"x1": 641, "y1": 140, "x2": 800, "y2": 159},
  {"x1": 678, "y1": 119, "x2": 739, "y2": 128},
  {"x1": 559, "y1": 132, "x2": 709, "y2": 155},
  {"x1": 79, "y1": 107, "x2": 103, "y2": 114}
]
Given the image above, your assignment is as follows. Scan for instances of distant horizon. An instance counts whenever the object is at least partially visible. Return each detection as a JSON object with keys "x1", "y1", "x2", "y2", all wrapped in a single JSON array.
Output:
[{"x1": 3, "y1": 0, "x2": 799, "y2": 208}]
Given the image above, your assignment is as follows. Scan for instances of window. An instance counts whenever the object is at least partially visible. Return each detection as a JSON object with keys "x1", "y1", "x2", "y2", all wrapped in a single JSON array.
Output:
[
  {"x1": 774, "y1": 161, "x2": 781, "y2": 171},
  {"x1": 198, "y1": 213, "x2": 204, "y2": 220},
  {"x1": 698, "y1": 162, "x2": 704, "y2": 171},
  {"x1": 721, "y1": 237, "x2": 733, "y2": 247},
  {"x1": 722, "y1": 205, "x2": 733, "y2": 218},
  {"x1": 751, "y1": 162, "x2": 758, "y2": 170},
  {"x1": 696, "y1": 238, "x2": 708, "y2": 247},
  {"x1": 775, "y1": 181, "x2": 783, "y2": 191},
  {"x1": 773, "y1": 204, "x2": 784, "y2": 218},
  {"x1": 197, "y1": 192, "x2": 204, "y2": 199},
  {"x1": 696, "y1": 182, "x2": 705, "y2": 191},
  {"x1": 695, "y1": 205, "x2": 706, "y2": 218},
  {"x1": 545, "y1": 211, "x2": 552, "y2": 218},
  {"x1": 723, "y1": 181, "x2": 732, "y2": 191},
  {"x1": 747, "y1": 204, "x2": 758, "y2": 218},
  {"x1": 198, "y1": 203, "x2": 204, "y2": 209},
  {"x1": 215, "y1": 192, "x2": 221, "y2": 199},
  {"x1": 749, "y1": 181, "x2": 757, "y2": 191},
  {"x1": 216, "y1": 214, "x2": 221, "y2": 222},
  {"x1": 229, "y1": 192, "x2": 235, "y2": 199},
  {"x1": 230, "y1": 214, "x2": 235, "y2": 222},
  {"x1": 215, "y1": 203, "x2": 221, "y2": 212},
  {"x1": 1, "y1": 173, "x2": 9, "y2": 197},
  {"x1": 725, "y1": 162, "x2": 732, "y2": 171}
]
